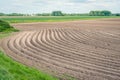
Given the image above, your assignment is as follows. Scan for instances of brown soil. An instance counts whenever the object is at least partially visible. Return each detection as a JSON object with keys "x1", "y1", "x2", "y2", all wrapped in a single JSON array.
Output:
[{"x1": 1, "y1": 18, "x2": 120, "y2": 80}]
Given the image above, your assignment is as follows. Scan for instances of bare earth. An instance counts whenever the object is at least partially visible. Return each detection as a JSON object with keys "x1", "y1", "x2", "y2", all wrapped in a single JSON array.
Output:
[{"x1": 1, "y1": 18, "x2": 120, "y2": 80}]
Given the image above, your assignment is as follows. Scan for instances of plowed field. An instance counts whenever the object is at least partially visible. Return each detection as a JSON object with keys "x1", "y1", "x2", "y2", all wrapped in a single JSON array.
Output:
[{"x1": 1, "y1": 19, "x2": 120, "y2": 80}]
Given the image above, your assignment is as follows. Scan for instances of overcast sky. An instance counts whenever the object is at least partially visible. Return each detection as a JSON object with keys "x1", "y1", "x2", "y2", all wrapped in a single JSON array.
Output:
[{"x1": 0, "y1": 0, "x2": 120, "y2": 13}]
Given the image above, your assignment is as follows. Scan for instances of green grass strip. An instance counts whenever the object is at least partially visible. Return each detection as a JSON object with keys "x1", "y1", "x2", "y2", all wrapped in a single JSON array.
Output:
[
  {"x1": 0, "y1": 51, "x2": 58, "y2": 80},
  {"x1": 1, "y1": 16, "x2": 120, "y2": 23}
]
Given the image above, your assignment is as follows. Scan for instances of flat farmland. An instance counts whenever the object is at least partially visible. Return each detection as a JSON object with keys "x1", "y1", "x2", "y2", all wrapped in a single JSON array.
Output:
[
  {"x1": 0, "y1": 16, "x2": 120, "y2": 23},
  {"x1": 1, "y1": 18, "x2": 120, "y2": 80}
]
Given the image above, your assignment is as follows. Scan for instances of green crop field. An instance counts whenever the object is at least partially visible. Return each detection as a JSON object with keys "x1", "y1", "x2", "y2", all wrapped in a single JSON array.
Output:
[{"x1": 0, "y1": 16, "x2": 120, "y2": 23}]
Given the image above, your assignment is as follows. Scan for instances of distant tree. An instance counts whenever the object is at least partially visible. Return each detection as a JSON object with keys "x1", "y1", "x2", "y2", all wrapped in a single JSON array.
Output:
[
  {"x1": 115, "y1": 13, "x2": 120, "y2": 16},
  {"x1": 7, "y1": 13, "x2": 24, "y2": 16},
  {"x1": 89, "y1": 11, "x2": 96, "y2": 16},
  {"x1": 89, "y1": 10, "x2": 112, "y2": 16},
  {"x1": 96, "y1": 11, "x2": 101, "y2": 16},
  {"x1": 101, "y1": 10, "x2": 111, "y2": 16},
  {"x1": 51, "y1": 11, "x2": 64, "y2": 16},
  {"x1": 89, "y1": 11, "x2": 94, "y2": 16}
]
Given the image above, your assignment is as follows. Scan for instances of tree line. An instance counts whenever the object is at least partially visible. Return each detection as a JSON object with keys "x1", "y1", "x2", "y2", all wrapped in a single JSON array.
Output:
[
  {"x1": 0, "y1": 10, "x2": 120, "y2": 16},
  {"x1": 89, "y1": 10, "x2": 112, "y2": 16}
]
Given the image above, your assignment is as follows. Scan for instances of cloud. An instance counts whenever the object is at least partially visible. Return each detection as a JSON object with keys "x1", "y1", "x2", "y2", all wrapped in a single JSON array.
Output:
[{"x1": 0, "y1": 0, "x2": 120, "y2": 13}]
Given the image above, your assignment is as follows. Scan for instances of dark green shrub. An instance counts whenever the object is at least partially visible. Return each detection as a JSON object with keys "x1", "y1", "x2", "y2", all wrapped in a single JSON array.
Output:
[
  {"x1": 0, "y1": 20, "x2": 18, "y2": 32},
  {"x1": 115, "y1": 13, "x2": 120, "y2": 16}
]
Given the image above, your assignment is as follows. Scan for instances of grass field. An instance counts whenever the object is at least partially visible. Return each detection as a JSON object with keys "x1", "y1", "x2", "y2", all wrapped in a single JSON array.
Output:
[
  {"x1": 0, "y1": 51, "x2": 58, "y2": 80},
  {"x1": 0, "y1": 32, "x2": 58, "y2": 80},
  {"x1": 0, "y1": 16, "x2": 120, "y2": 23}
]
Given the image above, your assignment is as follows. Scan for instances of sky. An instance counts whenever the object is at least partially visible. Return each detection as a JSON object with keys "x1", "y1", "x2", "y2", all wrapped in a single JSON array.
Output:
[{"x1": 0, "y1": 0, "x2": 120, "y2": 13}]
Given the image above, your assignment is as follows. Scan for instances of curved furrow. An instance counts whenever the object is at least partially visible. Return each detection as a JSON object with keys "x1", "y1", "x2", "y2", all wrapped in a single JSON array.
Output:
[
  {"x1": 71, "y1": 29, "x2": 120, "y2": 52},
  {"x1": 22, "y1": 31, "x2": 73, "y2": 73},
  {"x1": 21, "y1": 30, "x2": 87, "y2": 79},
  {"x1": 37, "y1": 29, "x2": 120, "y2": 79},
  {"x1": 57, "y1": 29, "x2": 120, "y2": 60},
  {"x1": 55, "y1": 28, "x2": 120, "y2": 67},
  {"x1": 7, "y1": 35, "x2": 24, "y2": 57},
  {"x1": 79, "y1": 30, "x2": 120, "y2": 48},
  {"x1": 64, "y1": 29, "x2": 120, "y2": 56},
  {"x1": 27, "y1": 30, "x2": 95, "y2": 79},
  {"x1": 6, "y1": 32, "x2": 38, "y2": 66},
  {"x1": 80, "y1": 29, "x2": 120, "y2": 43},
  {"x1": 53, "y1": 29, "x2": 120, "y2": 73},
  {"x1": 8, "y1": 32, "x2": 29, "y2": 57},
  {"x1": 27, "y1": 29, "x2": 108, "y2": 79},
  {"x1": 49, "y1": 28, "x2": 118, "y2": 75},
  {"x1": 27, "y1": 28, "x2": 120, "y2": 79},
  {"x1": 65, "y1": 29, "x2": 120, "y2": 57},
  {"x1": 2, "y1": 28, "x2": 120, "y2": 80},
  {"x1": 13, "y1": 32, "x2": 40, "y2": 62},
  {"x1": 11, "y1": 31, "x2": 73, "y2": 76},
  {"x1": 15, "y1": 31, "x2": 79, "y2": 76},
  {"x1": 53, "y1": 29, "x2": 120, "y2": 77},
  {"x1": 14, "y1": 31, "x2": 58, "y2": 68},
  {"x1": 3, "y1": 37, "x2": 35, "y2": 68},
  {"x1": 51, "y1": 29, "x2": 120, "y2": 69},
  {"x1": 93, "y1": 30, "x2": 120, "y2": 40},
  {"x1": 56, "y1": 29, "x2": 120, "y2": 60}
]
